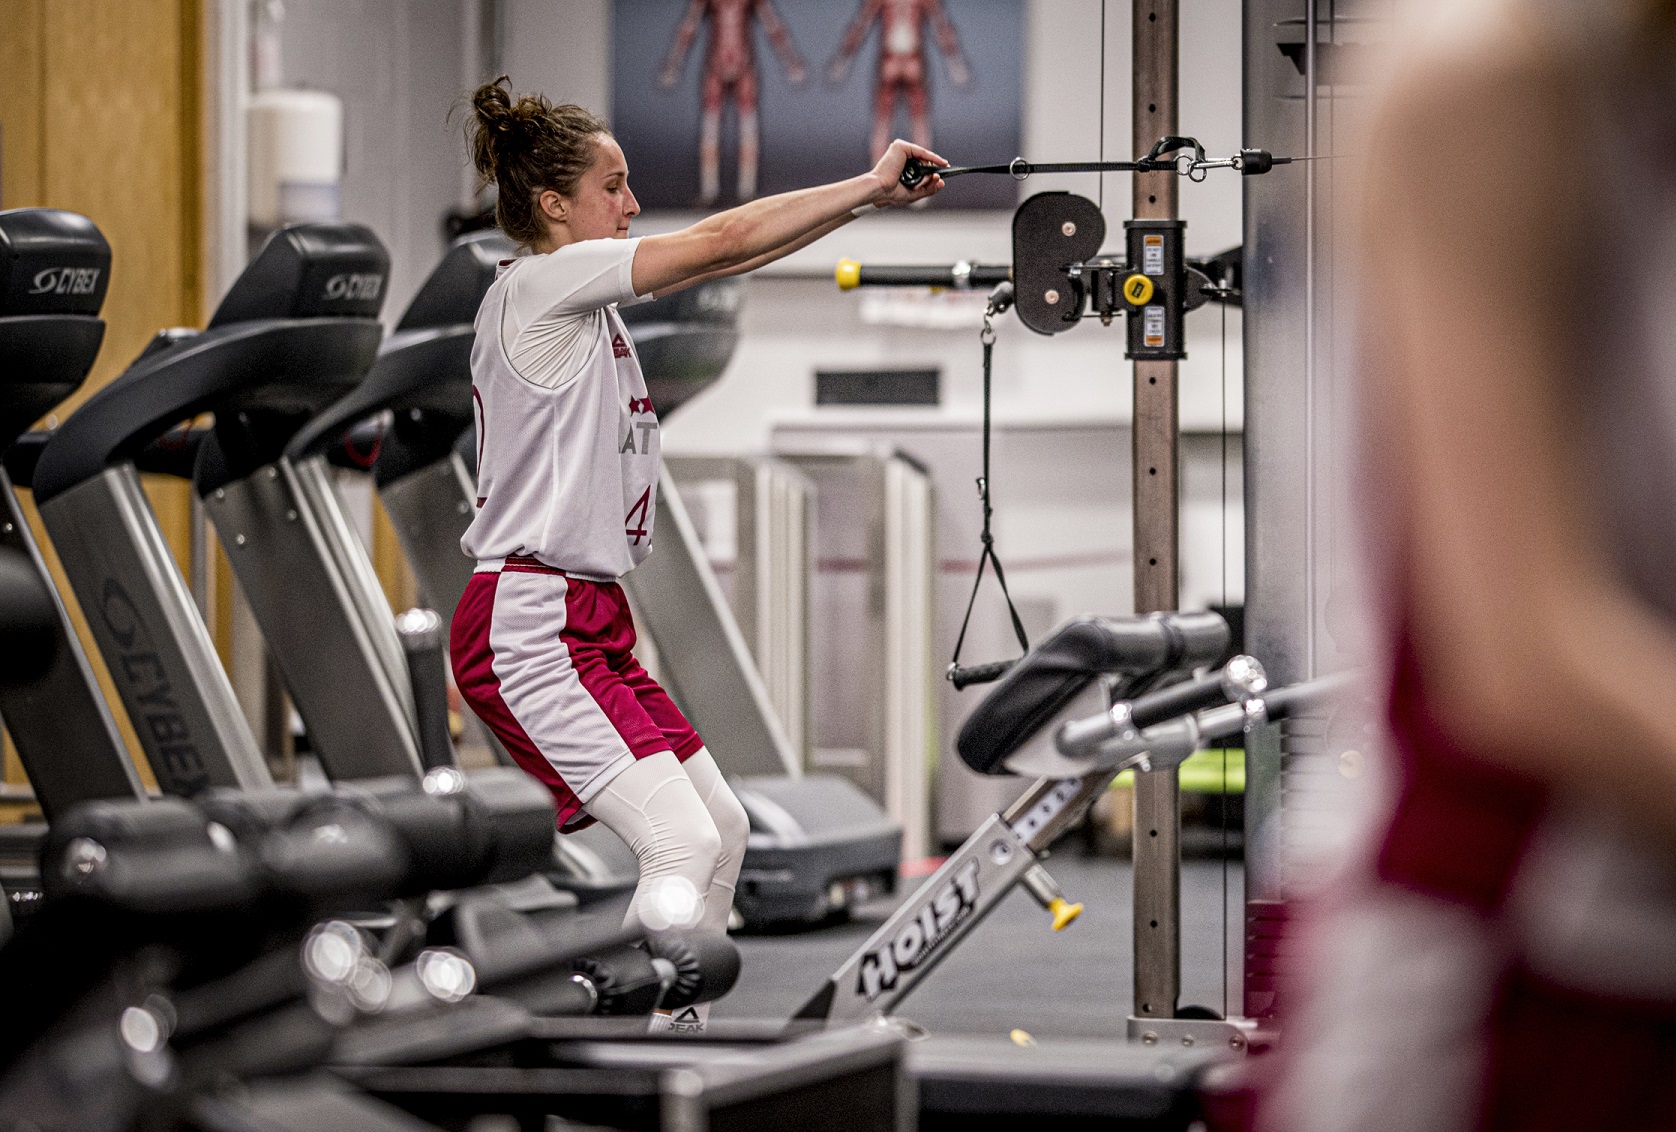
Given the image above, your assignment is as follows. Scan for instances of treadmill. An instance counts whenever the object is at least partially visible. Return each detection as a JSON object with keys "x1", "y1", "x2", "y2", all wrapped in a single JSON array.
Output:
[
  {"x1": 29, "y1": 222, "x2": 395, "y2": 796},
  {"x1": 0, "y1": 209, "x2": 149, "y2": 891},
  {"x1": 296, "y1": 231, "x2": 901, "y2": 927}
]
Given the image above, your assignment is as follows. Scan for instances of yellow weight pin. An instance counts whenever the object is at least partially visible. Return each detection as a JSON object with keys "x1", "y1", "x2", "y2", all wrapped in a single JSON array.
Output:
[
  {"x1": 1023, "y1": 864, "x2": 1083, "y2": 930},
  {"x1": 835, "y1": 258, "x2": 862, "y2": 291},
  {"x1": 1122, "y1": 273, "x2": 1154, "y2": 307},
  {"x1": 1049, "y1": 896, "x2": 1084, "y2": 931}
]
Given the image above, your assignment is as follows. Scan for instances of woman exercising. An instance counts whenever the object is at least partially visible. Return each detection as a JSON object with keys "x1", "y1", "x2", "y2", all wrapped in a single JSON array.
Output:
[{"x1": 450, "y1": 78, "x2": 943, "y2": 1022}]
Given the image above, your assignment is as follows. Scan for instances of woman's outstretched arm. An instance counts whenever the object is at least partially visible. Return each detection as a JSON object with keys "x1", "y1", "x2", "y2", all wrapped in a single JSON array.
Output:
[
  {"x1": 647, "y1": 213, "x2": 853, "y2": 298},
  {"x1": 631, "y1": 138, "x2": 944, "y2": 297}
]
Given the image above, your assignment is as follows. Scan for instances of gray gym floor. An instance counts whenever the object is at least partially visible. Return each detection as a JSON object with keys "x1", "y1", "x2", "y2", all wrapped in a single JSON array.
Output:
[{"x1": 711, "y1": 856, "x2": 1245, "y2": 1038}]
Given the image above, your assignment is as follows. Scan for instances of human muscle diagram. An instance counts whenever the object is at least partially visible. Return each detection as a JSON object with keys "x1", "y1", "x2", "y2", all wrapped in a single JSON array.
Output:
[
  {"x1": 620, "y1": 1, "x2": 1018, "y2": 210},
  {"x1": 659, "y1": 0, "x2": 808, "y2": 204},
  {"x1": 827, "y1": 0, "x2": 972, "y2": 162}
]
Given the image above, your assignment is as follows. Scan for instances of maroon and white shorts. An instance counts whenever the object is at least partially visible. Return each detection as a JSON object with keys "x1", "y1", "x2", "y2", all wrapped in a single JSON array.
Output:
[{"x1": 450, "y1": 555, "x2": 702, "y2": 828}]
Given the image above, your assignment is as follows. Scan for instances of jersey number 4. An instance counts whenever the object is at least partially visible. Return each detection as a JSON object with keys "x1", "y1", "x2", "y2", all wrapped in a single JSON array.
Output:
[{"x1": 625, "y1": 487, "x2": 652, "y2": 545}]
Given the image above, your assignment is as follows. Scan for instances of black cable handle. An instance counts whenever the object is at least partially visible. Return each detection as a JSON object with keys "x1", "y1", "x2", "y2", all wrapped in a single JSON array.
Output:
[{"x1": 948, "y1": 283, "x2": 1030, "y2": 691}]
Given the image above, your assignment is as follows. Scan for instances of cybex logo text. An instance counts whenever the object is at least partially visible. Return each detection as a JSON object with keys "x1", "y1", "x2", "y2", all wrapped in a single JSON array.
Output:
[
  {"x1": 322, "y1": 272, "x2": 383, "y2": 301},
  {"x1": 28, "y1": 267, "x2": 101, "y2": 296}
]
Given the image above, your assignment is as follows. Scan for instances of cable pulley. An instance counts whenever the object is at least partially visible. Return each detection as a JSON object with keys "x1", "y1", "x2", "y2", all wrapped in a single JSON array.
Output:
[{"x1": 889, "y1": 134, "x2": 1297, "y2": 687}]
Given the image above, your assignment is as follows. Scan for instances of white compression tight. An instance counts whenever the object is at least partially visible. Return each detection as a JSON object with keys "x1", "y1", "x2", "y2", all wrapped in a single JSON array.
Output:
[{"x1": 584, "y1": 748, "x2": 749, "y2": 936}]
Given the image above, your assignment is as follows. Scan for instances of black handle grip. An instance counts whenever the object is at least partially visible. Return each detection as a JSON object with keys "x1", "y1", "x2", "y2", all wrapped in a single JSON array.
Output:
[
  {"x1": 1128, "y1": 672, "x2": 1236, "y2": 729},
  {"x1": 1127, "y1": 655, "x2": 1265, "y2": 728},
  {"x1": 42, "y1": 797, "x2": 253, "y2": 911},
  {"x1": 574, "y1": 941, "x2": 666, "y2": 1015},
  {"x1": 396, "y1": 608, "x2": 456, "y2": 771},
  {"x1": 949, "y1": 659, "x2": 1015, "y2": 690},
  {"x1": 900, "y1": 157, "x2": 931, "y2": 188},
  {"x1": 865, "y1": 263, "x2": 1011, "y2": 288}
]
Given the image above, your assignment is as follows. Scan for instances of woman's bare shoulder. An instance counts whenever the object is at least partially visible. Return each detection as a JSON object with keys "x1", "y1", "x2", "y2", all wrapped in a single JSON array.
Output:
[{"x1": 1359, "y1": 25, "x2": 1589, "y2": 273}]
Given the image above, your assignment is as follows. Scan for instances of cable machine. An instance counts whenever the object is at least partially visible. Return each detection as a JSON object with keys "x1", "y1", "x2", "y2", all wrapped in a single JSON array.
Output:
[{"x1": 818, "y1": 0, "x2": 1341, "y2": 1047}]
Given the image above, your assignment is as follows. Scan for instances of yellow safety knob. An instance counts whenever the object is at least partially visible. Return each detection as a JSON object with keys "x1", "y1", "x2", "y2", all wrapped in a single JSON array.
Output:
[
  {"x1": 836, "y1": 258, "x2": 862, "y2": 291},
  {"x1": 1049, "y1": 896, "x2": 1083, "y2": 931},
  {"x1": 1122, "y1": 273, "x2": 1154, "y2": 307}
]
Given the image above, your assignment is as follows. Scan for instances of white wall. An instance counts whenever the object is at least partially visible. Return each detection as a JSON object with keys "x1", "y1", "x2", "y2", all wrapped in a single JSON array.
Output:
[
  {"x1": 501, "y1": 0, "x2": 613, "y2": 111},
  {"x1": 277, "y1": 0, "x2": 479, "y2": 323}
]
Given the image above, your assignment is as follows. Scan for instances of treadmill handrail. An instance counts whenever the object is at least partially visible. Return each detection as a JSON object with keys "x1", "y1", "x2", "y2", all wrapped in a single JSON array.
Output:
[
  {"x1": 287, "y1": 324, "x2": 473, "y2": 461},
  {"x1": 32, "y1": 317, "x2": 383, "y2": 503}
]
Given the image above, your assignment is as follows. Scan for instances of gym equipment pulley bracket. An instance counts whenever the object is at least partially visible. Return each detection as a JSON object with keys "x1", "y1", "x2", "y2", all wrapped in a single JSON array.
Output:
[{"x1": 1010, "y1": 193, "x2": 1210, "y2": 356}]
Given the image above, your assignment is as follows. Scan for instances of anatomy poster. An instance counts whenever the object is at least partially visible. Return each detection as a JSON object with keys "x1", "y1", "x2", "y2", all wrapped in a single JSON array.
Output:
[{"x1": 613, "y1": 0, "x2": 1023, "y2": 210}]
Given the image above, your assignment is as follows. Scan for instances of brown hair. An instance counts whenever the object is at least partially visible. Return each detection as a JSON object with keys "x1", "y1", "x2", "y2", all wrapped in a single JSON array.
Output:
[{"x1": 465, "y1": 77, "x2": 611, "y2": 248}]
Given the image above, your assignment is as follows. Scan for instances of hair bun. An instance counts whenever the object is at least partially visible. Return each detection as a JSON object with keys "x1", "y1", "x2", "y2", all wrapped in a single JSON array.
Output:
[
  {"x1": 467, "y1": 76, "x2": 519, "y2": 177},
  {"x1": 459, "y1": 78, "x2": 611, "y2": 248}
]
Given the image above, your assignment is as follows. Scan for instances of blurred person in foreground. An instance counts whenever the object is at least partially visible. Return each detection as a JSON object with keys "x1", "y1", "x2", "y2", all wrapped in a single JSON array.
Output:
[{"x1": 1258, "y1": 2, "x2": 1676, "y2": 1130}]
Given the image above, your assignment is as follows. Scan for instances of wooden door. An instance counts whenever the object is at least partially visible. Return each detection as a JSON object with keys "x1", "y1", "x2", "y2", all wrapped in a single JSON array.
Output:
[{"x1": 1, "y1": 0, "x2": 206, "y2": 800}]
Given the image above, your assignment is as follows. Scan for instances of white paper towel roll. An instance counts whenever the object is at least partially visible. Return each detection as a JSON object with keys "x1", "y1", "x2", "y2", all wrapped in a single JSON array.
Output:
[{"x1": 248, "y1": 88, "x2": 343, "y2": 226}]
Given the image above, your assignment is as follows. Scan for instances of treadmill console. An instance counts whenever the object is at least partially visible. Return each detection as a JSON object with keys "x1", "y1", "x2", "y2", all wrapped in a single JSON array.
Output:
[
  {"x1": 0, "y1": 209, "x2": 110, "y2": 444},
  {"x1": 209, "y1": 222, "x2": 391, "y2": 328},
  {"x1": 0, "y1": 208, "x2": 110, "y2": 316}
]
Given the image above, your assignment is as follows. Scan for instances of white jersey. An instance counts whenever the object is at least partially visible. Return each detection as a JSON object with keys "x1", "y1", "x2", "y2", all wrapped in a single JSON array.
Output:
[{"x1": 461, "y1": 237, "x2": 661, "y2": 579}]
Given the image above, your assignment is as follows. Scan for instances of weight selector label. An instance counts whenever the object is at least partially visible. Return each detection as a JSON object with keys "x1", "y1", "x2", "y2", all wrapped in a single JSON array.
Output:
[
  {"x1": 1143, "y1": 305, "x2": 1166, "y2": 348},
  {"x1": 1142, "y1": 234, "x2": 1165, "y2": 276},
  {"x1": 856, "y1": 859, "x2": 981, "y2": 1001}
]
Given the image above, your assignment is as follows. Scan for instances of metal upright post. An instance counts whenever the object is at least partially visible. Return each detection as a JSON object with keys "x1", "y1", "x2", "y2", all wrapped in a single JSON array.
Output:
[{"x1": 1130, "y1": 0, "x2": 1181, "y2": 1022}]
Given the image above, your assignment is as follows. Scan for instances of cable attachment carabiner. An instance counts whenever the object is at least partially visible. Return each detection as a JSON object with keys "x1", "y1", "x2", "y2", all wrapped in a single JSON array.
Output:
[
  {"x1": 980, "y1": 280, "x2": 1011, "y2": 346},
  {"x1": 985, "y1": 281, "x2": 1015, "y2": 319}
]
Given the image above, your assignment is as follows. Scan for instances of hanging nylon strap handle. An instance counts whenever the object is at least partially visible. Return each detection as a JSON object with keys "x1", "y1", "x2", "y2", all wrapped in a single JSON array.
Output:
[{"x1": 949, "y1": 295, "x2": 1032, "y2": 690}]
